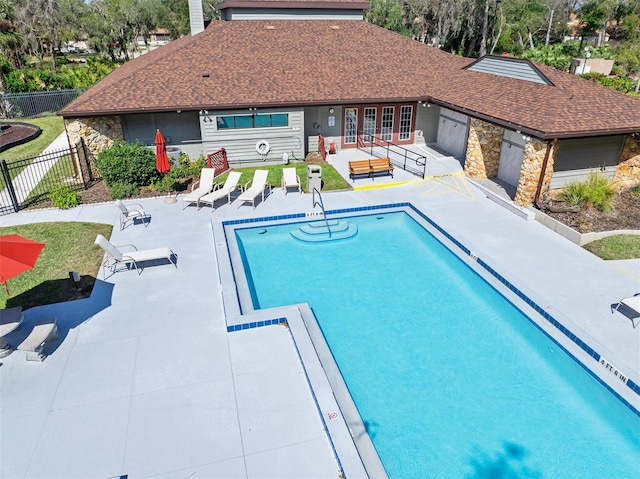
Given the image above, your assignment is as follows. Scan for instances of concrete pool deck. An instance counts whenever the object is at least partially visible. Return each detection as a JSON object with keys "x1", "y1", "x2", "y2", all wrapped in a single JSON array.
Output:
[{"x1": 1, "y1": 154, "x2": 638, "y2": 478}]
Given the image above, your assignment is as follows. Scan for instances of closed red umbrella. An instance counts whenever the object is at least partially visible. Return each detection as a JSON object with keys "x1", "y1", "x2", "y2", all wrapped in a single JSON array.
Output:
[
  {"x1": 154, "y1": 129, "x2": 176, "y2": 203},
  {"x1": 0, "y1": 234, "x2": 46, "y2": 296},
  {"x1": 154, "y1": 129, "x2": 171, "y2": 174}
]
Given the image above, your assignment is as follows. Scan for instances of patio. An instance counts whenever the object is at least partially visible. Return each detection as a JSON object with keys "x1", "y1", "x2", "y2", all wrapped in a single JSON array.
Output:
[{"x1": 1, "y1": 155, "x2": 638, "y2": 478}]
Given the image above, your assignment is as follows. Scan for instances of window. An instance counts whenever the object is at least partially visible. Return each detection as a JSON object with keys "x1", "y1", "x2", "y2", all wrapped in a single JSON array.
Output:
[
  {"x1": 399, "y1": 106, "x2": 412, "y2": 140},
  {"x1": 217, "y1": 113, "x2": 289, "y2": 129},
  {"x1": 363, "y1": 107, "x2": 377, "y2": 142},
  {"x1": 381, "y1": 107, "x2": 394, "y2": 142},
  {"x1": 344, "y1": 108, "x2": 358, "y2": 144}
]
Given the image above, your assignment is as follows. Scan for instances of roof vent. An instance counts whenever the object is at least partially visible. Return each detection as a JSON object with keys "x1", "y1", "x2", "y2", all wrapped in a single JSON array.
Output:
[
  {"x1": 265, "y1": 25, "x2": 276, "y2": 30},
  {"x1": 329, "y1": 25, "x2": 341, "y2": 30},
  {"x1": 202, "y1": 73, "x2": 210, "y2": 78}
]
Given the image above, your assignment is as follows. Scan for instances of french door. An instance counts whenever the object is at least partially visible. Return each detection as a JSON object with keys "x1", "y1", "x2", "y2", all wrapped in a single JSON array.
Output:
[{"x1": 341, "y1": 104, "x2": 415, "y2": 148}]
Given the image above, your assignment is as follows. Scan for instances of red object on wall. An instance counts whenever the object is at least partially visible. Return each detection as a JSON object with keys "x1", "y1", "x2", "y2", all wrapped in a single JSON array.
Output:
[{"x1": 329, "y1": 142, "x2": 336, "y2": 154}]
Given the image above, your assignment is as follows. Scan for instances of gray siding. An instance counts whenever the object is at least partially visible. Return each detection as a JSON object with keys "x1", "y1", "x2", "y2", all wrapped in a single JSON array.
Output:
[
  {"x1": 550, "y1": 136, "x2": 624, "y2": 188},
  {"x1": 466, "y1": 57, "x2": 551, "y2": 85},
  {"x1": 201, "y1": 107, "x2": 305, "y2": 166},
  {"x1": 222, "y1": 9, "x2": 363, "y2": 20}
]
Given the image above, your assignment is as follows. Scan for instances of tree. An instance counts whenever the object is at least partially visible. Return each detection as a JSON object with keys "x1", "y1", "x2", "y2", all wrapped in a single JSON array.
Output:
[{"x1": 365, "y1": 0, "x2": 410, "y2": 36}]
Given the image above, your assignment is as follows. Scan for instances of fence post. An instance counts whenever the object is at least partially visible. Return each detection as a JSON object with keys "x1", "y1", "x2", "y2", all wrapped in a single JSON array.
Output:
[{"x1": 0, "y1": 159, "x2": 20, "y2": 212}]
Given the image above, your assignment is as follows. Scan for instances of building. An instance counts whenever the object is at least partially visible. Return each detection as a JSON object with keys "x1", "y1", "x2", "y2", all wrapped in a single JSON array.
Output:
[{"x1": 60, "y1": 0, "x2": 640, "y2": 207}]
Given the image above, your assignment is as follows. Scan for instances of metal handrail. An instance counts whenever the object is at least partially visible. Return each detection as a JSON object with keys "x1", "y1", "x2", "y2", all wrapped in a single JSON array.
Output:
[
  {"x1": 312, "y1": 187, "x2": 331, "y2": 238},
  {"x1": 357, "y1": 131, "x2": 430, "y2": 178}
]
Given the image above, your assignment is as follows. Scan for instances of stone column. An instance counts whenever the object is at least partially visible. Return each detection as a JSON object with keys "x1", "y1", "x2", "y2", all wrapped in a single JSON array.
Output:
[
  {"x1": 514, "y1": 138, "x2": 557, "y2": 207},
  {"x1": 464, "y1": 118, "x2": 504, "y2": 178},
  {"x1": 613, "y1": 135, "x2": 640, "y2": 189},
  {"x1": 64, "y1": 117, "x2": 124, "y2": 159}
]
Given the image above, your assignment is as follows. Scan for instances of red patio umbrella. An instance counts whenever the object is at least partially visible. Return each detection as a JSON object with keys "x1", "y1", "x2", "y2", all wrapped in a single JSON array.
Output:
[
  {"x1": 0, "y1": 234, "x2": 46, "y2": 296},
  {"x1": 154, "y1": 129, "x2": 176, "y2": 203}
]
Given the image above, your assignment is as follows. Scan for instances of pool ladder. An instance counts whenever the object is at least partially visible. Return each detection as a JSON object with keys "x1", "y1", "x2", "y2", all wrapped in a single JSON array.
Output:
[{"x1": 312, "y1": 188, "x2": 332, "y2": 238}]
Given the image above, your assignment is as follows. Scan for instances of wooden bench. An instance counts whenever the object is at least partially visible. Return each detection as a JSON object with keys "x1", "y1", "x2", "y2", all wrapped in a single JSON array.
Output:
[
  {"x1": 18, "y1": 318, "x2": 58, "y2": 362},
  {"x1": 348, "y1": 159, "x2": 372, "y2": 180},
  {"x1": 370, "y1": 157, "x2": 394, "y2": 178},
  {"x1": 348, "y1": 158, "x2": 394, "y2": 181}
]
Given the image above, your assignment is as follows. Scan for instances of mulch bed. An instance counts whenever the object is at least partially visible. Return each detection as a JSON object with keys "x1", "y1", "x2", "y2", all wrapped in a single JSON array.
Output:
[{"x1": 540, "y1": 189, "x2": 640, "y2": 233}]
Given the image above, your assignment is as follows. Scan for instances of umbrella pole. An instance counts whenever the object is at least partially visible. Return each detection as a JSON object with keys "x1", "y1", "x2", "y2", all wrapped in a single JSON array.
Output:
[{"x1": 164, "y1": 173, "x2": 177, "y2": 204}]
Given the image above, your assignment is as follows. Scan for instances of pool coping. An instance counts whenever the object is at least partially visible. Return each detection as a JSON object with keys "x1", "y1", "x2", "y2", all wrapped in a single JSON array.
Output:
[{"x1": 212, "y1": 202, "x2": 640, "y2": 477}]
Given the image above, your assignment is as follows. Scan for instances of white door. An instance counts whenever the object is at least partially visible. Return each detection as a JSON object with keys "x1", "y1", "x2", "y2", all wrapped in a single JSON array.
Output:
[
  {"x1": 497, "y1": 129, "x2": 526, "y2": 187},
  {"x1": 436, "y1": 108, "x2": 469, "y2": 158}
]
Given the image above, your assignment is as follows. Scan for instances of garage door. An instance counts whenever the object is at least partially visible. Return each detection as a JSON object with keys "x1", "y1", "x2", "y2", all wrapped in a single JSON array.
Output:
[
  {"x1": 497, "y1": 129, "x2": 526, "y2": 188},
  {"x1": 551, "y1": 136, "x2": 624, "y2": 188},
  {"x1": 436, "y1": 108, "x2": 469, "y2": 158}
]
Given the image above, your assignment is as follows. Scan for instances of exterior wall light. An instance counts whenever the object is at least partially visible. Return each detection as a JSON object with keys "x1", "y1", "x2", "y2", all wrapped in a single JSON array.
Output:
[{"x1": 329, "y1": 108, "x2": 335, "y2": 114}]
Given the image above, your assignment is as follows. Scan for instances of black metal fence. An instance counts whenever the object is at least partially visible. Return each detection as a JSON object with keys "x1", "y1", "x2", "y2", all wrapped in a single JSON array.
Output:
[
  {"x1": 1, "y1": 89, "x2": 85, "y2": 119},
  {"x1": 0, "y1": 138, "x2": 100, "y2": 215},
  {"x1": 357, "y1": 131, "x2": 430, "y2": 178}
]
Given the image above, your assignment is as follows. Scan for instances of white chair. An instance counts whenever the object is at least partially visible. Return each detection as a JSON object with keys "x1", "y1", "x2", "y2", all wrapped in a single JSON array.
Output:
[
  {"x1": 94, "y1": 234, "x2": 177, "y2": 278},
  {"x1": 182, "y1": 167, "x2": 216, "y2": 209},
  {"x1": 237, "y1": 170, "x2": 270, "y2": 208},
  {"x1": 197, "y1": 171, "x2": 242, "y2": 211},
  {"x1": 612, "y1": 294, "x2": 640, "y2": 328},
  {"x1": 115, "y1": 200, "x2": 148, "y2": 230},
  {"x1": 281, "y1": 167, "x2": 301, "y2": 194}
]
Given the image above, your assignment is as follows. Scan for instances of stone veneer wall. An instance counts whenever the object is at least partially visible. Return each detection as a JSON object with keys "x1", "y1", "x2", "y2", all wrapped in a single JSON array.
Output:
[
  {"x1": 514, "y1": 138, "x2": 557, "y2": 207},
  {"x1": 464, "y1": 118, "x2": 504, "y2": 178},
  {"x1": 613, "y1": 135, "x2": 640, "y2": 189},
  {"x1": 64, "y1": 117, "x2": 124, "y2": 158}
]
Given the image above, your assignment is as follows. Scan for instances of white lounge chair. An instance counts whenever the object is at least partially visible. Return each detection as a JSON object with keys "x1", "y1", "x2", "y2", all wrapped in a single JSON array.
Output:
[
  {"x1": 94, "y1": 234, "x2": 177, "y2": 278},
  {"x1": 237, "y1": 170, "x2": 270, "y2": 208},
  {"x1": 613, "y1": 294, "x2": 640, "y2": 328},
  {"x1": 197, "y1": 171, "x2": 243, "y2": 211},
  {"x1": 115, "y1": 200, "x2": 148, "y2": 230},
  {"x1": 282, "y1": 167, "x2": 301, "y2": 194},
  {"x1": 18, "y1": 318, "x2": 57, "y2": 361},
  {"x1": 182, "y1": 167, "x2": 216, "y2": 209}
]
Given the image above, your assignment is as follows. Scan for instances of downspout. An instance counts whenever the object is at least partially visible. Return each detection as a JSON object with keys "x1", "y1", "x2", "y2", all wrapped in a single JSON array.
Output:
[{"x1": 534, "y1": 138, "x2": 557, "y2": 209}]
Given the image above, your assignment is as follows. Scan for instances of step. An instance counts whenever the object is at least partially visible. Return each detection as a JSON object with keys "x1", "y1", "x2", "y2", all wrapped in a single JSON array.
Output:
[
  {"x1": 291, "y1": 224, "x2": 358, "y2": 243},
  {"x1": 299, "y1": 220, "x2": 349, "y2": 235},
  {"x1": 306, "y1": 219, "x2": 341, "y2": 229}
]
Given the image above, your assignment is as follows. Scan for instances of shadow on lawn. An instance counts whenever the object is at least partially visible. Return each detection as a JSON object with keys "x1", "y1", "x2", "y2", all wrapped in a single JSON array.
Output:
[{"x1": 6, "y1": 274, "x2": 98, "y2": 310}]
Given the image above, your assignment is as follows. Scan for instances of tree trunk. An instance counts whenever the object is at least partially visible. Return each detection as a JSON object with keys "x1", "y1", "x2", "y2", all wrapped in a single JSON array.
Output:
[{"x1": 528, "y1": 30, "x2": 535, "y2": 49}]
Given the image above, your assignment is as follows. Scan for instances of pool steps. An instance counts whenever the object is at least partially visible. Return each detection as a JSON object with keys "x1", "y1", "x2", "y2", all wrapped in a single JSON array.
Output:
[{"x1": 291, "y1": 220, "x2": 358, "y2": 242}]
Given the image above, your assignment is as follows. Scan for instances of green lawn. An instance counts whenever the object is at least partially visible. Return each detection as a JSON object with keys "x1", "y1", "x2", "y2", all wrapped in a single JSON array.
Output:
[
  {"x1": 214, "y1": 163, "x2": 350, "y2": 192},
  {"x1": 2, "y1": 115, "x2": 65, "y2": 162},
  {"x1": 583, "y1": 235, "x2": 640, "y2": 260},
  {"x1": 0, "y1": 222, "x2": 112, "y2": 310}
]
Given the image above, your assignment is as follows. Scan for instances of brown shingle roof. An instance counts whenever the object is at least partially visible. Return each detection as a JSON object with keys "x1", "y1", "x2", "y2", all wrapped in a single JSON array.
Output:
[
  {"x1": 60, "y1": 20, "x2": 640, "y2": 138},
  {"x1": 217, "y1": 0, "x2": 370, "y2": 9}
]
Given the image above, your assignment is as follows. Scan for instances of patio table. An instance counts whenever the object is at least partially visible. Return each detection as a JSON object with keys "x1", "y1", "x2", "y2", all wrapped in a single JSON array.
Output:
[{"x1": 0, "y1": 306, "x2": 24, "y2": 357}]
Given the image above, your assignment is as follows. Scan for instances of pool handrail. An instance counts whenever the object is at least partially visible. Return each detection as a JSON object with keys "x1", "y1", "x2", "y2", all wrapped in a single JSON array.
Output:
[{"x1": 312, "y1": 188, "x2": 332, "y2": 238}]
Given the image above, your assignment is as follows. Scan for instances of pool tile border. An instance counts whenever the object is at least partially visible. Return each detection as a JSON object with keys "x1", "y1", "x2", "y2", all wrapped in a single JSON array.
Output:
[{"x1": 223, "y1": 202, "x2": 640, "y2": 416}]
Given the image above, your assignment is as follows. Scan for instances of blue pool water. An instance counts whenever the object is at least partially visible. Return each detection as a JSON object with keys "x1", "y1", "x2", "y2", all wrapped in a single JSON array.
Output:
[{"x1": 234, "y1": 211, "x2": 640, "y2": 478}]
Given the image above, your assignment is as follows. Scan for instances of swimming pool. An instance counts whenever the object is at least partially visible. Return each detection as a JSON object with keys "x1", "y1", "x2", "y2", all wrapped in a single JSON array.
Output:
[{"x1": 229, "y1": 208, "x2": 640, "y2": 478}]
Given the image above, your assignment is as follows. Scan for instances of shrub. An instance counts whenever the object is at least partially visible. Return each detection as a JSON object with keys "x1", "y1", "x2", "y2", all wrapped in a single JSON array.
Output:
[
  {"x1": 96, "y1": 141, "x2": 161, "y2": 187},
  {"x1": 562, "y1": 173, "x2": 616, "y2": 212},
  {"x1": 49, "y1": 184, "x2": 81, "y2": 209},
  {"x1": 108, "y1": 181, "x2": 138, "y2": 199},
  {"x1": 630, "y1": 183, "x2": 640, "y2": 198}
]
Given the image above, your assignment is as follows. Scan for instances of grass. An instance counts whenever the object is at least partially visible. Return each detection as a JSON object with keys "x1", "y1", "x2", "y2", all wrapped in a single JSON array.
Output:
[
  {"x1": 0, "y1": 222, "x2": 112, "y2": 310},
  {"x1": 2, "y1": 115, "x2": 65, "y2": 162},
  {"x1": 213, "y1": 162, "x2": 350, "y2": 192},
  {"x1": 583, "y1": 235, "x2": 640, "y2": 260}
]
